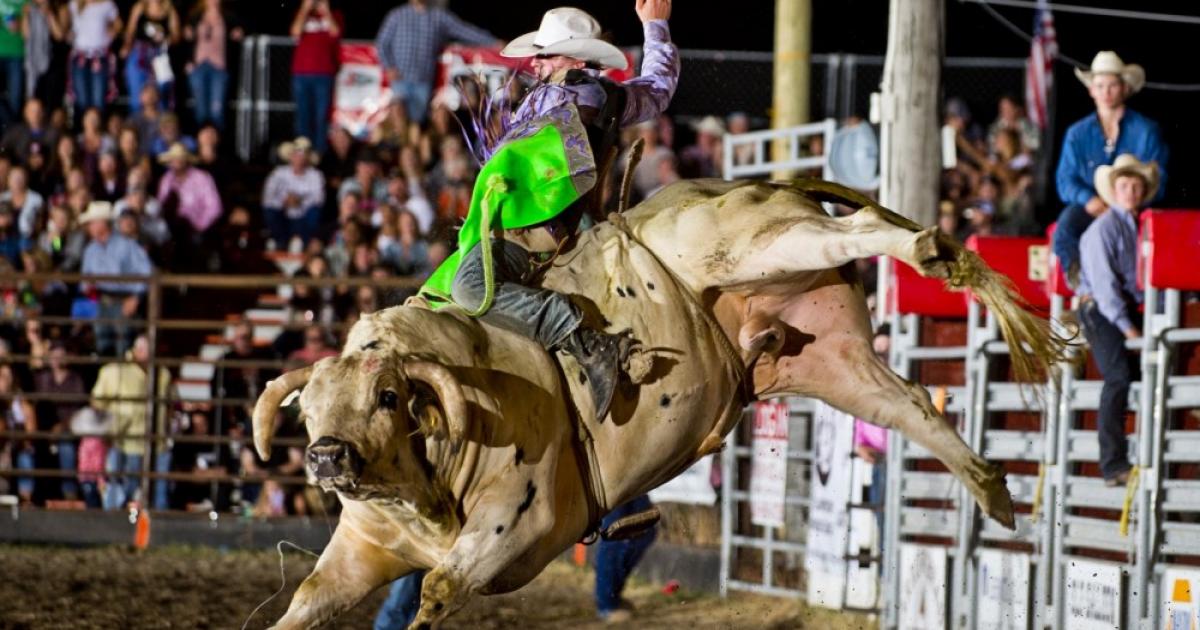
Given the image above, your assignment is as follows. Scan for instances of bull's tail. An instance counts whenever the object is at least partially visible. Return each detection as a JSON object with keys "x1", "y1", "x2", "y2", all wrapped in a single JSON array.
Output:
[
  {"x1": 784, "y1": 176, "x2": 1076, "y2": 384},
  {"x1": 928, "y1": 230, "x2": 1077, "y2": 384}
]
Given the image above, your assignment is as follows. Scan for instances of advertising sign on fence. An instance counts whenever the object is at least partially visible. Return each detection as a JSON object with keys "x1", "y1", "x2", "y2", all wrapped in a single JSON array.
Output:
[
  {"x1": 804, "y1": 401, "x2": 855, "y2": 608},
  {"x1": 1163, "y1": 567, "x2": 1200, "y2": 630},
  {"x1": 976, "y1": 550, "x2": 1030, "y2": 630},
  {"x1": 1064, "y1": 559, "x2": 1123, "y2": 630},
  {"x1": 649, "y1": 455, "x2": 716, "y2": 505},
  {"x1": 749, "y1": 401, "x2": 789, "y2": 528},
  {"x1": 332, "y1": 44, "x2": 392, "y2": 139},
  {"x1": 898, "y1": 543, "x2": 947, "y2": 630}
]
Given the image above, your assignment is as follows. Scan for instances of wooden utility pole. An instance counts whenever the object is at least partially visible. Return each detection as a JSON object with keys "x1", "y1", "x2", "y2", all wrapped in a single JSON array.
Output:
[
  {"x1": 772, "y1": 0, "x2": 812, "y2": 179},
  {"x1": 878, "y1": 0, "x2": 943, "y2": 226}
]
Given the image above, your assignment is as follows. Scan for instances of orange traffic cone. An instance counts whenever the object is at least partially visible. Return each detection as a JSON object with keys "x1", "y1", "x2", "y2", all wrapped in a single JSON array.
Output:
[{"x1": 134, "y1": 506, "x2": 151, "y2": 551}]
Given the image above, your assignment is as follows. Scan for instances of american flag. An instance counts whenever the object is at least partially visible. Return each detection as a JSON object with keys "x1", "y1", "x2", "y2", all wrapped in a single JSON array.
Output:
[{"x1": 1025, "y1": 0, "x2": 1057, "y2": 129}]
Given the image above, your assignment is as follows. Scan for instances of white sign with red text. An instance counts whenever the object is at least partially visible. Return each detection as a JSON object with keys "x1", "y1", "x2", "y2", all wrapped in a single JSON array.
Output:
[{"x1": 749, "y1": 401, "x2": 789, "y2": 528}]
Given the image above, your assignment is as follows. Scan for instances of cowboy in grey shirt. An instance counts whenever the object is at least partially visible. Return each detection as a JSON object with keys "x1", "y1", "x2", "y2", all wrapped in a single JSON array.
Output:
[{"x1": 1076, "y1": 154, "x2": 1158, "y2": 486}]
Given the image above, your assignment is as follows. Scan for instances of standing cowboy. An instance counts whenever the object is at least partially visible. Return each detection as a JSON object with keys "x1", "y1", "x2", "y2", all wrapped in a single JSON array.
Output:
[
  {"x1": 1077, "y1": 154, "x2": 1158, "y2": 486},
  {"x1": 1051, "y1": 51, "x2": 1168, "y2": 284},
  {"x1": 420, "y1": 1, "x2": 677, "y2": 420}
]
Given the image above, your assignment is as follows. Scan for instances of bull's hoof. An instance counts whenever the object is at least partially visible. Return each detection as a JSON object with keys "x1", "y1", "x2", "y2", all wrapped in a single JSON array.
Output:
[
  {"x1": 911, "y1": 227, "x2": 955, "y2": 280},
  {"x1": 973, "y1": 463, "x2": 1016, "y2": 530}
]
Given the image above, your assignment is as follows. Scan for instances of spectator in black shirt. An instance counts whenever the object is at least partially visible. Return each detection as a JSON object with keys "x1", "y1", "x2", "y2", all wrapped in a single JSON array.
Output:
[{"x1": 1, "y1": 99, "x2": 59, "y2": 166}]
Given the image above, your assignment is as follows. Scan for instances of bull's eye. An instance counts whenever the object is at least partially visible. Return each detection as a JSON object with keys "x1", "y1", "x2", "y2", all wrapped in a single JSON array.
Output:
[{"x1": 378, "y1": 390, "x2": 399, "y2": 411}]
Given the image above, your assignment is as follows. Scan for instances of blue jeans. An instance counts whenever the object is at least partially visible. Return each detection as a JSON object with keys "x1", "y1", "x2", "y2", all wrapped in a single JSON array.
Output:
[
  {"x1": 292, "y1": 73, "x2": 333, "y2": 154},
  {"x1": 390, "y1": 79, "x2": 431, "y2": 125},
  {"x1": 81, "y1": 481, "x2": 102, "y2": 508},
  {"x1": 103, "y1": 449, "x2": 145, "y2": 510},
  {"x1": 451, "y1": 240, "x2": 583, "y2": 349},
  {"x1": 71, "y1": 55, "x2": 111, "y2": 114},
  {"x1": 188, "y1": 61, "x2": 228, "y2": 129},
  {"x1": 868, "y1": 460, "x2": 886, "y2": 571},
  {"x1": 15, "y1": 449, "x2": 35, "y2": 498},
  {"x1": 153, "y1": 450, "x2": 172, "y2": 510},
  {"x1": 265, "y1": 206, "x2": 321, "y2": 248},
  {"x1": 595, "y1": 495, "x2": 657, "y2": 614},
  {"x1": 0, "y1": 56, "x2": 22, "y2": 126},
  {"x1": 125, "y1": 45, "x2": 172, "y2": 113},
  {"x1": 95, "y1": 295, "x2": 134, "y2": 357},
  {"x1": 58, "y1": 440, "x2": 79, "y2": 499},
  {"x1": 1051, "y1": 204, "x2": 1093, "y2": 286},
  {"x1": 374, "y1": 571, "x2": 427, "y2": 630},
  {"x1": 1080, "y1": 302, "x2": 1136, "y2": 479}
]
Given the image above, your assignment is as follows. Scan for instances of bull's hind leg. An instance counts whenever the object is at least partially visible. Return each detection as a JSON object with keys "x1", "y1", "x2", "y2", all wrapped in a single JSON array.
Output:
[
  {"x1": 770, "y1": 327, "x2": 1015, "y2": 529},
  {"x1": 699, "y1": 190, "x2": 950, "y2": 289}
]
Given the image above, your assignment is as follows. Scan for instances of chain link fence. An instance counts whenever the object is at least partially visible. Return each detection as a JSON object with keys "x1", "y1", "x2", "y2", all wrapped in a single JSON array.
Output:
[{"x1": 235, "y1": 38, "x2": 1026, "y2": 162}]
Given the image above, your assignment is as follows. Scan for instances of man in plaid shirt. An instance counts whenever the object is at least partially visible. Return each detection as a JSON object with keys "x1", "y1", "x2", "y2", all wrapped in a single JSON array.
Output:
[{"x1": 374, "y1": 0, "x2": 500, "y2": 124}]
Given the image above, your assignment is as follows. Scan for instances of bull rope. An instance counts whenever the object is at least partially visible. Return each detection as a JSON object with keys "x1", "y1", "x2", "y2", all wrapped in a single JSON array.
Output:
[
  {"x1": 241, "y1": 540, "x2": 321, "y2": 630},
  {"x1": 419, "y1": 174, "x2": 507, "y2": 316}
]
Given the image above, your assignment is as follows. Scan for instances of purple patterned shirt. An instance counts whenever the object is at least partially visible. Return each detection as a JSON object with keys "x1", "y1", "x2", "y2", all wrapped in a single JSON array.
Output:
[{"x1": 511, "y1": 20, "x2": 679, "y2": 129}]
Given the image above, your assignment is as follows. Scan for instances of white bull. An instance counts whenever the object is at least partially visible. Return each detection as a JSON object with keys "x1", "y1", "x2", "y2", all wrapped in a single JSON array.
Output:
[{"x1": 252, "y1": 178, "x2": 1068, "y2": 629}]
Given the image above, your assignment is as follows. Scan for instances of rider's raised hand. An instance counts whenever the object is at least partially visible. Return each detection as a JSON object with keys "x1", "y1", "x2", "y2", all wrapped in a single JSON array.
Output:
[{"x1": 636, "y1": 0, "x2": 672, "y2": 23}]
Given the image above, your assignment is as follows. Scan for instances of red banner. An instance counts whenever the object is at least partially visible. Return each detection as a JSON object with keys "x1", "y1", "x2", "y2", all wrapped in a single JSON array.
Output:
[{"x1": 332, "y1": 43, "x2": 392, "y2": 138}]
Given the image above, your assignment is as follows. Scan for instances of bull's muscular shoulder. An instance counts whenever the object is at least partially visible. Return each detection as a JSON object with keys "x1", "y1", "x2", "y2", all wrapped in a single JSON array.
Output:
[{"x1": 344, "y1": 305, "x2": 560, "y2": 390}]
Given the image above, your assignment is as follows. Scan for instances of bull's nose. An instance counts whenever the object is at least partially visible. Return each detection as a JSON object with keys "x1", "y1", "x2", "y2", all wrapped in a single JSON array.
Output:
[{"x1": 306, "y1": 437, "x2": 363, "y2": 480}]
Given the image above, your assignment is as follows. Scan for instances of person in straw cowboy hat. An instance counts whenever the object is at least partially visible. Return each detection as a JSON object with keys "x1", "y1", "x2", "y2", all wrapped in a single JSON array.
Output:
[
  {"x1": 78, "y1": 200, "x2": 153, "y2": 356},
  {"x1": 262, "y1": 136, "x2": 326, "y2": 250},
  {"x1": 680, "y1": 114, "x2": 725, "y2": 178},
  {"x1": 418, "y1": 1, "x2": 677, "y2": 421},
  {"x1": 156, "y1": 141, "x2": 222, "y2": 236},
  {"x1": 1076, "y1": 153, "x2": 1159, "y2": 487},
  {"x1": 1052, "y1": 51, "x2": 1168, "y2": 286}
]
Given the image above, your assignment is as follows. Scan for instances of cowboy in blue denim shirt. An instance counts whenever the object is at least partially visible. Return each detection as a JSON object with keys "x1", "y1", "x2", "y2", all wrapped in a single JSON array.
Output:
[{"x1": 1051, "y1": 51, "x2": 1168, "y2": 285}]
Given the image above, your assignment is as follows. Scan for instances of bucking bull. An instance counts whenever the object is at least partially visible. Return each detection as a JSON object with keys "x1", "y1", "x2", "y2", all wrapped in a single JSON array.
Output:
[{"x1": 251, "y1": 178, "x2": 1068, "y2": 628}]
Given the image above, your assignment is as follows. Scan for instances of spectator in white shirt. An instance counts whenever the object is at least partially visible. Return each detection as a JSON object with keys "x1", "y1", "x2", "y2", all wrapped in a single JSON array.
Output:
[
  {"x1": 262, "y1": 137, "x2": 326, "y2": 250},
  {"x1": 1, "y1": 166, "x2": 45, "y2": 238}
]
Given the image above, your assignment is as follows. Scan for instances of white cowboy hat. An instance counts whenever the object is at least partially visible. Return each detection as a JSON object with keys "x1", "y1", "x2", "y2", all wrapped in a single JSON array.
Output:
[
  {"x1": 692, "y1": 115, "x2": 726, "y2": 137},
  {"x1": 500, "y1": 7, "x2": 628, "y2": 70},
  {"x1": 1094, "y1": 154, "x2": 1159, "y2": 210},
  {"x1": 1075, "y1": 51, "x2": 1146, "y2": 95},
  {"x1": 70, "y1": 406, "x2": 113, "y2": 435},
  {"x1": 157, "y1": 142, "x2": 196, "y2": 165},
  {"x1": 77, "y1": 200, "x2": 114, "y2": 225},
  {"x1": 278, "y1": 137, "x2": 319, "y2": 164}
]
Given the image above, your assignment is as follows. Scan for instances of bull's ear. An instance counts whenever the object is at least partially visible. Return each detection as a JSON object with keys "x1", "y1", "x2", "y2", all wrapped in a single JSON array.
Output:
[
  {"x1": 402, "y1": 361, "x2": 468, "y2": 443},
  {"x1": 407, "y1": 383, "x2": 445, "y2": 438}
]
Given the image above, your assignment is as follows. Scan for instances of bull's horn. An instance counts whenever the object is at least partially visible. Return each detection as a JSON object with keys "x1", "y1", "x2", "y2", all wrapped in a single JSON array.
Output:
[
  {"x1": 252, "y1": 366, "x2": 313, "y2": 460},
  {"x1": 403, "y1": 361, "x2": 468, "y2": 443}
]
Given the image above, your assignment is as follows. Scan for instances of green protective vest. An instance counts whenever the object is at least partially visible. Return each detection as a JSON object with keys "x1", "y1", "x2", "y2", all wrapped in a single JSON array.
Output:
[{"x1": 420, "y1": 106, "x2": 597, "y2": 314}]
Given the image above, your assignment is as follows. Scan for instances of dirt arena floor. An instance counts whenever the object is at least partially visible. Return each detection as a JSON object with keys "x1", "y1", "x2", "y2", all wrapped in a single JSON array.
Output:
[{"x1": 0, "y1": 545, "x2": 871, "y2": 629}]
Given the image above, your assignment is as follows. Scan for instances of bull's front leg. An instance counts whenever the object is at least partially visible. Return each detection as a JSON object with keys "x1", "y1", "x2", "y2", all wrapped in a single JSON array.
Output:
[
  {"x1": 409, "y1": 479, "x2": 561, "y2": 629},
  {"x1": 271, "y1": 524, "x2": 411, "y2": 629}
]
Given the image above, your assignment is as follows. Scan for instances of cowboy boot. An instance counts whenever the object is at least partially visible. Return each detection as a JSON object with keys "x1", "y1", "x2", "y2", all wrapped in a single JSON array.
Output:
[{"x1": 557, "y1": 327, "x2": 633, "y2": 420}]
